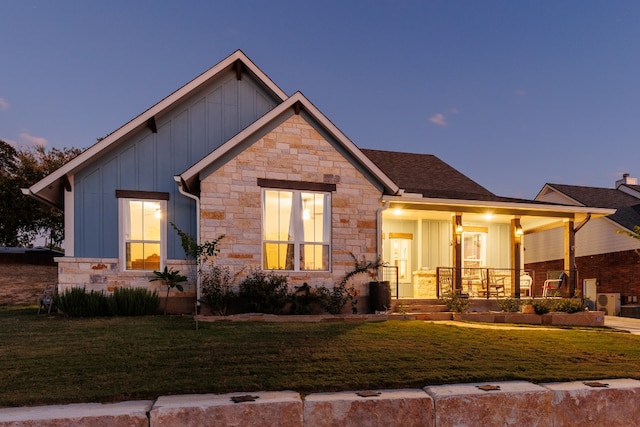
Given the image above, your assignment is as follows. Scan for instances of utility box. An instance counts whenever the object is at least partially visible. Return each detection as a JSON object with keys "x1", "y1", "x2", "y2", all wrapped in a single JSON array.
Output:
[{"x1": 596, "y1": 293, "x2": 621, "y2": 316}]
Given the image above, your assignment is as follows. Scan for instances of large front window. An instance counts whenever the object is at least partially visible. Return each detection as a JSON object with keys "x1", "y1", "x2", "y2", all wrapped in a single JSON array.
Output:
[
  {"x1": 120, "y1": 199, "x2": 165, "y2": 271},
  {"x1": 262, "y1": 189, "x2": 330, "y2": 271}
]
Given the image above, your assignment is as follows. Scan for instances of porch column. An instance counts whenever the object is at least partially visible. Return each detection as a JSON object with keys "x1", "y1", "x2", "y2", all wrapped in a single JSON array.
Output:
[
  {"x1": 453, "y1": 214, "x2": 462, "y2": 292},
  {"x1": 564, "y1": 219, "x2": 576, "y2": 297},
  {"x1": 511, "y1": 218, "x2": 522, "y2": 299}
]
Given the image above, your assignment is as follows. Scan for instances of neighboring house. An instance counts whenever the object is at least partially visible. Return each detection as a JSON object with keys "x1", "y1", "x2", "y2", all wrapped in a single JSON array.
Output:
[
  {"x1": 25, "y1": 50, "x2": 613, "y2": 313},
  {"x1": 527, "y1": 174, "x2": 640, "y2": 308}
]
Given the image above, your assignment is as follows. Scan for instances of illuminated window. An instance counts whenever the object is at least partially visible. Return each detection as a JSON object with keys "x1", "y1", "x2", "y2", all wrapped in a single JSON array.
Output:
[
  {"x1": 262, "y1": 189, "x2": 330, "y2": 271},
  {"x1": 119, "y1": 198, "x2": 165, "y2": 271}
]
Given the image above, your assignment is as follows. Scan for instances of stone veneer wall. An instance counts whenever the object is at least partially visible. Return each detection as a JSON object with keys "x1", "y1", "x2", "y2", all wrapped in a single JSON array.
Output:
[
  {"x1": 2, "y1": 379, "x2": 639, "y2": 426},
  {"x1": 199, "y1": 114, "x2": 383, "y2": 297},
  {"x1": 56, "y1": 257, "x2": 196, "y2": 298}
]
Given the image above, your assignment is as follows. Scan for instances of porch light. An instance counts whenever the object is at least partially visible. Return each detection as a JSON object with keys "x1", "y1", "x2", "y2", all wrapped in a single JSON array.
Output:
[
  {"x1": 456, "y1": 224, "x2": 463, "y2": 234},
  {"x1": 515, "y1": 225, "x2": 523, "y2": 236}
]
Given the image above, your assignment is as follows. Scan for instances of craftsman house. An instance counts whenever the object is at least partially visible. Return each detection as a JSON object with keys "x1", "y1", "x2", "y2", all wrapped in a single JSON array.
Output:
[
  {"x1": 25, "y1": 50, "x2": 613, "y2": 313},
  {"x1": 526, "y1": 174, "x2": 640, "y2": 315}
]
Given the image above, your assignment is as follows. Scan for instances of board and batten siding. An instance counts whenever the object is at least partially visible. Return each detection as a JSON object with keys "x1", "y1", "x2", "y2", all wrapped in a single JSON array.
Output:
[{"x1": 73, "y1": 71, "x2": 279, "y2": 259}]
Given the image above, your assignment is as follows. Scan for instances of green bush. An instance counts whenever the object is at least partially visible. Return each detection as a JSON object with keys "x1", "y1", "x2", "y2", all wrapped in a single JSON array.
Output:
[
  {"x1": 441, "y1": 291, "x2": 471, "y2": 313},
  {"x1": 56, "y1": 287, "x2": 109, "y2": 317},
  {"x1": 201, "y1": 265, "x2": 237, "y2": 315},
  {"x1": 108, "y1": 287, "x2": 159, "y2": 316},
  {"x1": 290, "y1": 283, "x2": 328, "y2": 315},
  {"x1": 551, "y1": 297, "x2": 586, "y2": 313},
  {"x1": 497, "y1": 297, "x2": 521, "y2": 313},
  {"x1": 238, "y1": 270, "x2": 291, "y2": 314},
  {"x1": 56, "y1": 287, "x2": 160, "y2": 317}
]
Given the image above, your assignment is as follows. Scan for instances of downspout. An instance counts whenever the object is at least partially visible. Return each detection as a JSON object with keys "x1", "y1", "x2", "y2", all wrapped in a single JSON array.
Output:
[
  {"x1": 573, "y1": 213, "x2": 592, "y2": 233},
  {"x1": 174, "y1": 176, "x2": 202, "y2": 307},
  {"x1": 376, "y1": 198, "x2": 391, "y2": 284}
]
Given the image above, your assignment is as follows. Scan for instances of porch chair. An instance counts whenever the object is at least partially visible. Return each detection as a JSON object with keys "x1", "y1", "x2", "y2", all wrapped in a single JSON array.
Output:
[
  {"x1": 520, "y1": 274, "x2": 533, "y2": 297},
  {"x1": 480, "y1": 269, "x2": 506, "y2": 298},
  {"x1": 542, "y1": 271, "x2": 567, "y2": 297},
  {"x1": 437, "y1": 268, "x2": 453, "y2": 297}
]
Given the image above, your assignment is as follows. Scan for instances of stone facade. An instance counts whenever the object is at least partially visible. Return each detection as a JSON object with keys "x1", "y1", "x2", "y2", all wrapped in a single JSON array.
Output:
[
  {"x1": 56, "y1": 258, "x2": 195, "y2": 294},
  {"x1": 200, "y1": 114, "x2": 383, "y2": 294}
]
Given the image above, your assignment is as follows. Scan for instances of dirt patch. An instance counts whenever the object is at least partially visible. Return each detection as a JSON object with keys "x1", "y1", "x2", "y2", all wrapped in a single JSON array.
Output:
[{"x1": 0, "y1": 264, "x2": 57, "y2": 306}]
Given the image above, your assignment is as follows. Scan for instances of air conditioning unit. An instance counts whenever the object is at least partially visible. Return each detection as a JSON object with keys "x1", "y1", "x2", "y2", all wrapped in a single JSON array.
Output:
[{"x1": 596, "y1": 293, "x2": 620, "y2": 316}]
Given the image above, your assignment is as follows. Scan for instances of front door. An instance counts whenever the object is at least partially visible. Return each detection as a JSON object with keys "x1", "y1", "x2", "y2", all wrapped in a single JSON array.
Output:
[{"x1": 390, "y1": 237, "x2": 412, "y2": 297}]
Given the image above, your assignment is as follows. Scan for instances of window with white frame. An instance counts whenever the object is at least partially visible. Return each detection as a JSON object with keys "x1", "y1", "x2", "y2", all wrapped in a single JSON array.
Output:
[
  {"x1": 262, "y1": 189, "x2": 330, "y2": 271},
  {"x1": 118, "y1": 193, "x2": 167, "y2": 271}
]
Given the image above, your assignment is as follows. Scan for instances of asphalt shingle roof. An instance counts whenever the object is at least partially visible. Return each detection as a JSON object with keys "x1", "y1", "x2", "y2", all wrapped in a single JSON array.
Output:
[
  {"x1": 546, "y1": 183, "x2": 640, "y2": 230},
  {"x1": 360, "y1": 148, "x2": 547, "y2": 204}
]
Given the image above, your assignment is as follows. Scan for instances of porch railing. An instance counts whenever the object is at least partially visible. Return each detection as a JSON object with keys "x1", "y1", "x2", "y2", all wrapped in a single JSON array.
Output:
[
  {"x1": 435, "y1": 267, "x2": 551, "y2": 299},
  {"x1": 382, "y1": 265, "x2": 399, "y2": 299}
]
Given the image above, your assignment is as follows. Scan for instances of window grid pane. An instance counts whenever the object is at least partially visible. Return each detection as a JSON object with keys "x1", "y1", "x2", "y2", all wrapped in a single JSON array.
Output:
[
  {"x1": 263, "y1": 189, "x2": 330, "y2": 271},
  {"x1": 124, "y1": 200, "x2": 163, "y2": 271}
]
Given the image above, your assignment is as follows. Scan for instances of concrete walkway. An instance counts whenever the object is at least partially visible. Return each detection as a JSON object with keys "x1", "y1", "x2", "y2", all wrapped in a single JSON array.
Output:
[{"x1": 605, "y1": 315, "x2": 640, "y2": 335}]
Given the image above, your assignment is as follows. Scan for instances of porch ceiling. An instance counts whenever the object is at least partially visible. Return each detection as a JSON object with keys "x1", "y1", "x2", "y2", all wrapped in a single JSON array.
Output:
[{"x1": 383, "y1": 199, "x2": 610, "y2": 232}]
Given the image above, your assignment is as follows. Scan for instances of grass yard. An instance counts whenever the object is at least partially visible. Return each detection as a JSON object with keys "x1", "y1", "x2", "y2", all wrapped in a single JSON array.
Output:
[{"x1": 2, "y1": 306, "x2": 640, "y2": 408}]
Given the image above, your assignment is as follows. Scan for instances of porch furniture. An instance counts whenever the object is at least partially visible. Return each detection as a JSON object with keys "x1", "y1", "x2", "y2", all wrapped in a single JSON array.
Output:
[
  {"x1": 543, "y1": 271, "x2": 567, "y2": 297},
  {"x1": 480, "y1": 269, "x2": 506, "y2": 298},
  {"x1": 520, "y1": 274, "x2": 533, "y2": 297},
  {"x1": 437, "y1": 268, "x2": 453, "y2": 297}
]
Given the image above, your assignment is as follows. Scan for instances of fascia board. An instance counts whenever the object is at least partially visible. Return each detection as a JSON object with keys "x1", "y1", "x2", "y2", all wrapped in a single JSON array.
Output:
[
  {"x1": 29, "y1": 50, "x2": 288, "y2": 197},
  {"x1": 384, "y1": 194, "x2": 616, "y2": 218}
]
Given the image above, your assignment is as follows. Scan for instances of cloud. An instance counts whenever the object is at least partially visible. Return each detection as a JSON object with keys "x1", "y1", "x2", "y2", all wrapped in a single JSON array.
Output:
[
  {"x1": 429, "y1": 113, "x2": 448, "y2": 127},
  {"x1": 515, "y1": 89, "x2": 527, "y2": 97},
  {"x1": 0, "y1": 98, "x2": 8, "y2": 111},
  {"x1": 19, "y1": 132, "x2": 48, "y2": 148}
]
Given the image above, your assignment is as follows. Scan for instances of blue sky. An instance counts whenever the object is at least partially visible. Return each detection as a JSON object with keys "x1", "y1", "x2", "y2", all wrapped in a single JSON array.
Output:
[{"x1": 2, "y1": 0, "x2": 639, "y2": 199}]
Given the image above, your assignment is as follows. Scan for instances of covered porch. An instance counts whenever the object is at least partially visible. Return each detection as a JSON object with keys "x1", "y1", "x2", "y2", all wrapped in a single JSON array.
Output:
[{"x1": 378, "y1": 196, "x2": 613, "y2": 300}]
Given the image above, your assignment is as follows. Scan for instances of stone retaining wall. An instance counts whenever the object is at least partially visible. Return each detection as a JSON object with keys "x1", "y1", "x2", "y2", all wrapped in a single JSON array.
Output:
[{"x1": 1, "y1": 378, "x2": 638, "y2": 426}]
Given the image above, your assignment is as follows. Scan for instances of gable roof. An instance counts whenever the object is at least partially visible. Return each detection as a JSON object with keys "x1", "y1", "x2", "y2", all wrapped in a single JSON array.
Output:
[
  {"x1": 179, "y1": 92, "x2": 400, "y2": 196},
  {"x1": 542, "y1": 183, "x2": 640, "y2": 231},
  {"x1": 26, "y1": 50, "x2": 288, "y2": 208}
]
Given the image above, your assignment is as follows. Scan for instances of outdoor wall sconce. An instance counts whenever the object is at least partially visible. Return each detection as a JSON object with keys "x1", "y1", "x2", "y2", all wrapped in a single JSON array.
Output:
[
  {"x1": 514, "y1": 219, "x2": 523, "y2": 242},
  {"x1": 454, "y1": 215, "x2": 463, "y2": 244}
]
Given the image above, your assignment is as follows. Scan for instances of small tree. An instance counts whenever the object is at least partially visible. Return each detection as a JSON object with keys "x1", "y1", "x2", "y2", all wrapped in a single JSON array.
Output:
[{"x1": 150, "y1": 266, "x2": 188, "y2": 315}]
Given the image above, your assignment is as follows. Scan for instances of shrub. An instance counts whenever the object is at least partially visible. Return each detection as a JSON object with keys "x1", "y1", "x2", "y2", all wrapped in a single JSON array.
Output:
[
  {"x1": 529, "y1": 298, "x2": 551, "y2": 315},
  {"x1": 108, "y1": 287, "x2": 159, "y2": 316},
  {"x1": 290, "y1": 283, "x2": 326, "y2": 315},
  {"x1": 551, "y1": 297, "x2": 586, "y2": 313},
  {"x1": 497, "y1": 297, "x2": 521, "y2": 313},
  {"x1": 56, "y1": 287, "x2": 109, "y2": 317},
  {"x1": 238, "y1": 270, "x2": 291, "y2": 314},
  {"x1": 441, "y1": 291, "x2": 471, "y2": 313},
  {"x1": 201, "y1": 265, "x2": 237, "y2": 315}
]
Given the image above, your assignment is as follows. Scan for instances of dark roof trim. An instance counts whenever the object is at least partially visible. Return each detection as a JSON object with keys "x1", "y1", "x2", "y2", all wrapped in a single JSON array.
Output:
[
  {"x1": 257, "y1": 178, "x2": 336, "y2": 192},
  {"x1": 115, "y1": 190, "x2": 170, "y2": 200}
]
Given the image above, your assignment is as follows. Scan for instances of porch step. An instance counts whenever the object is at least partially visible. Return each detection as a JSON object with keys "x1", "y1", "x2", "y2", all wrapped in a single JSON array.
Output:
[
  {"x1": 389, "y1": 312, "x2": 453, "y2": 321},
  {"x1": 392, "y1": 299, "x2": 448, "y2": 314}
]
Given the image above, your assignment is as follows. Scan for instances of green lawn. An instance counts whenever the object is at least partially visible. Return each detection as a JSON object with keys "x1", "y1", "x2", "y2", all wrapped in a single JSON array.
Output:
[{"x1": 2, "y1": 306, "x2": 640, "y2": 408}]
